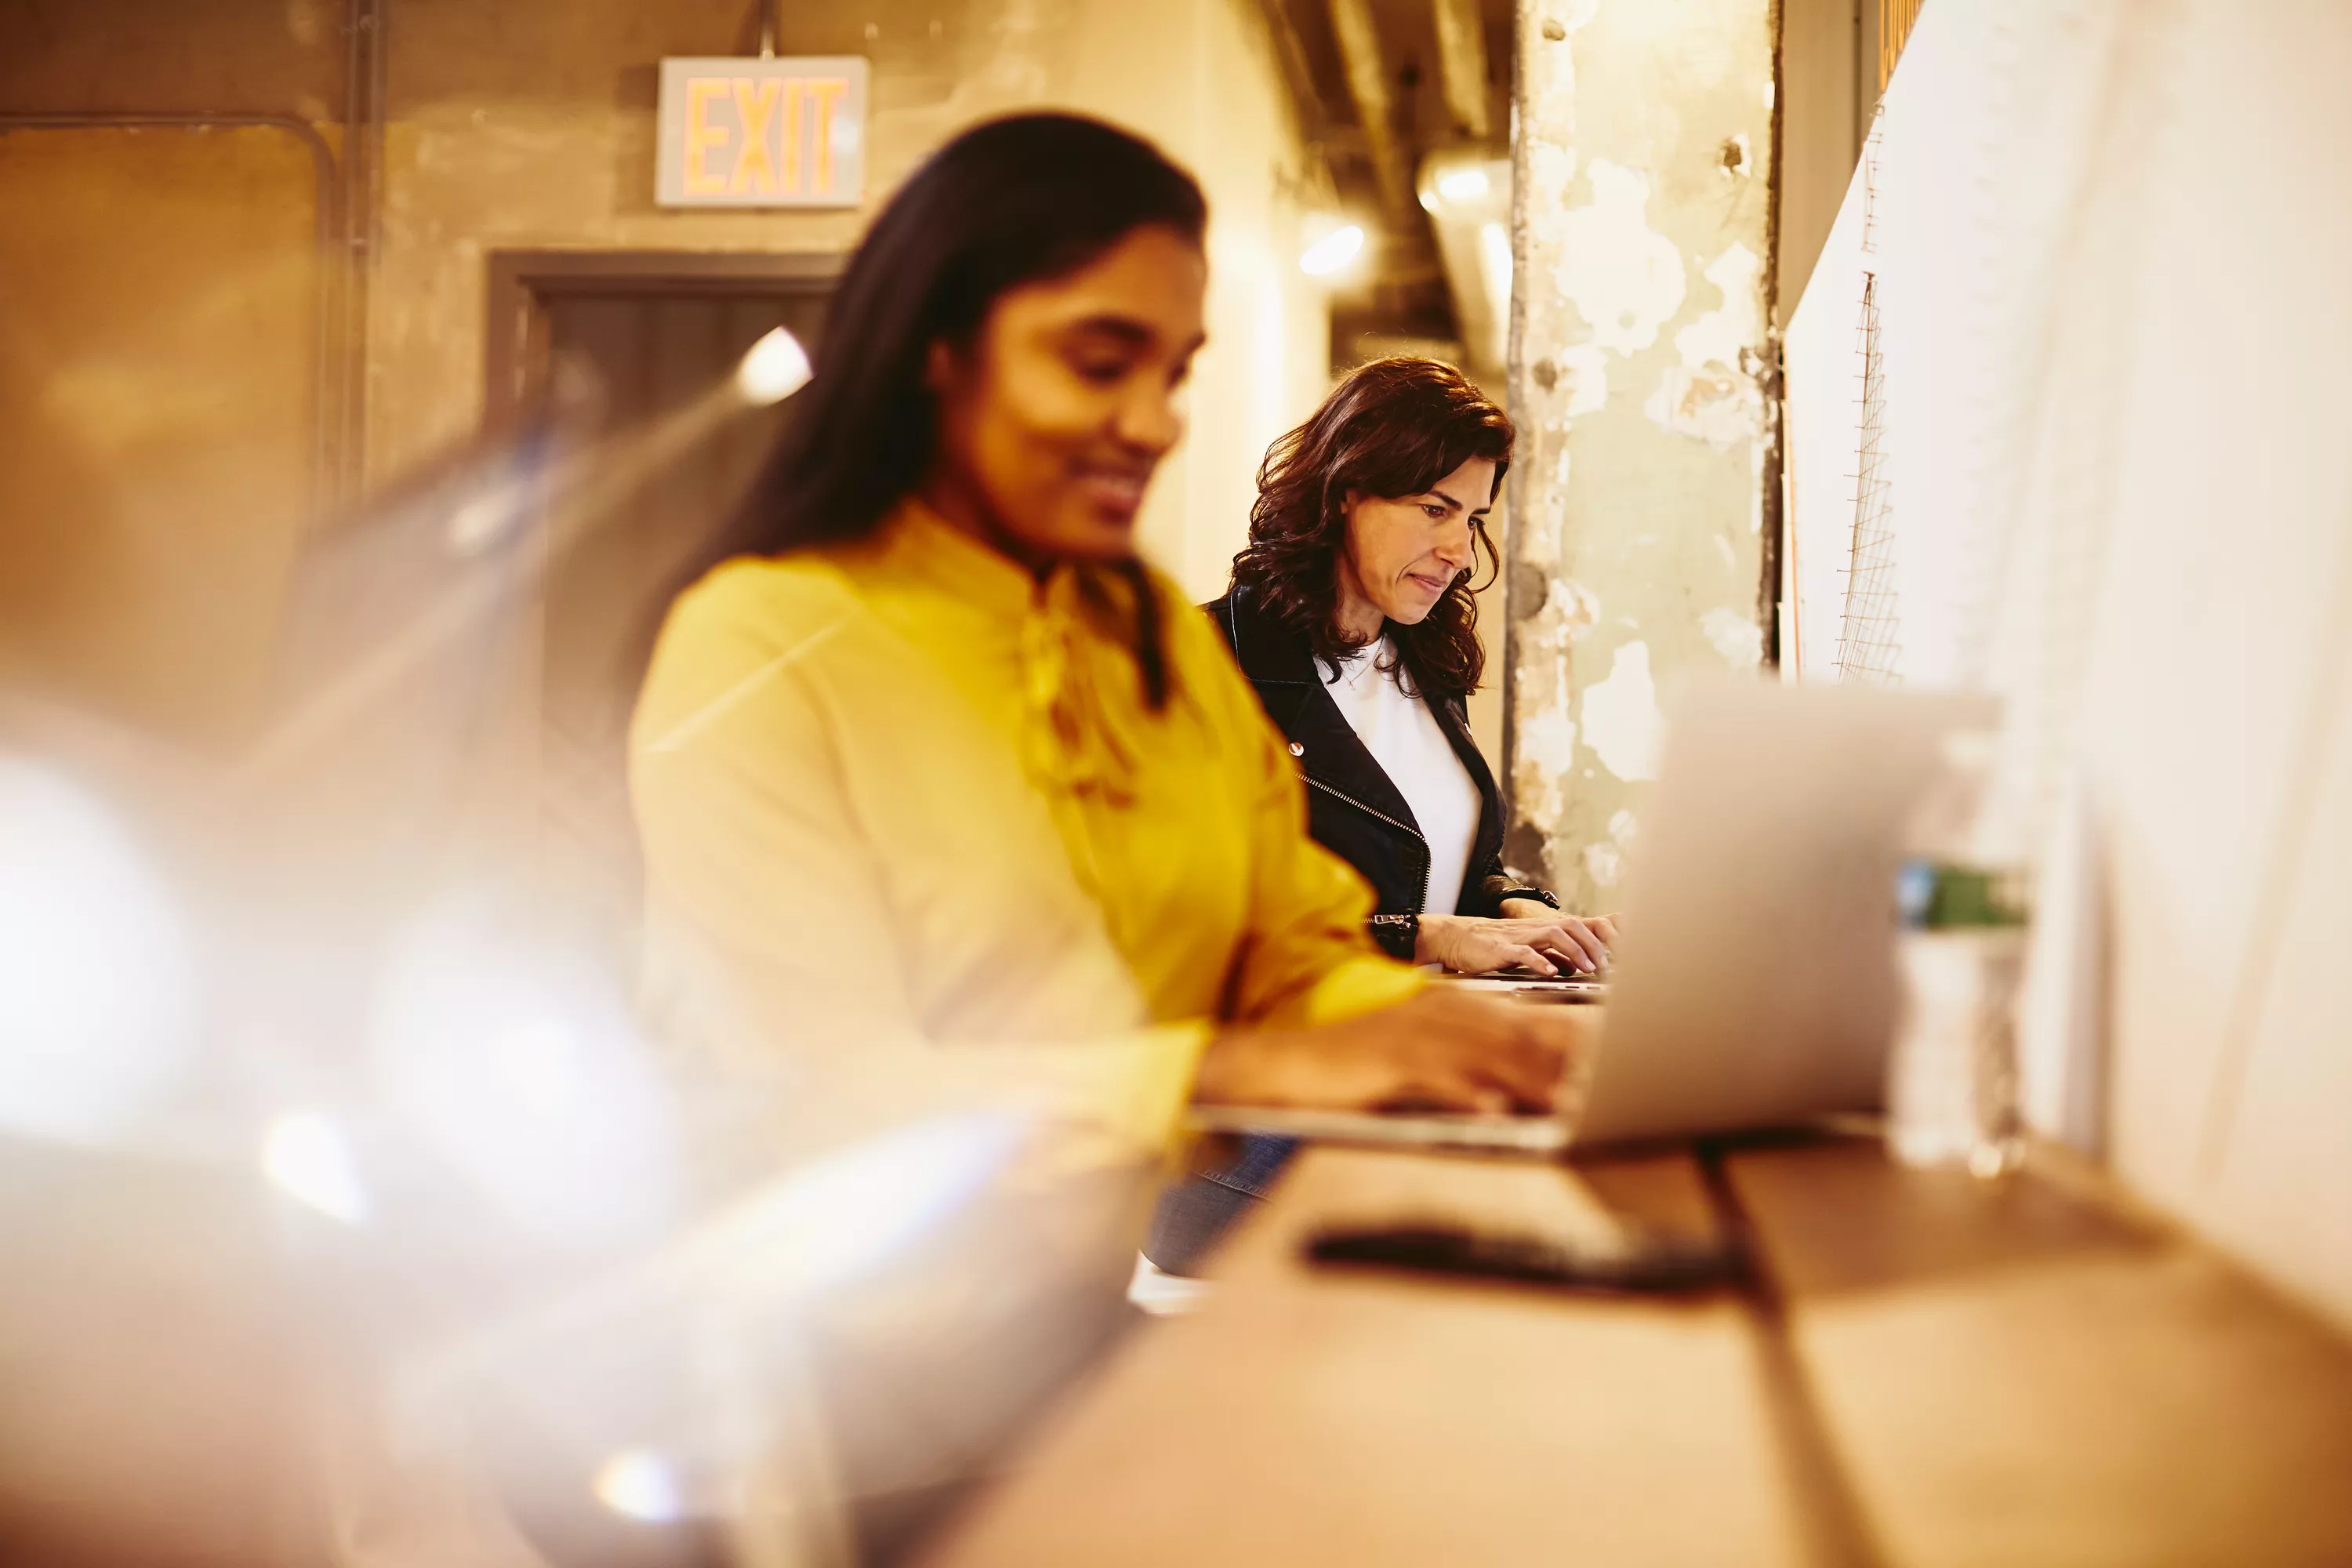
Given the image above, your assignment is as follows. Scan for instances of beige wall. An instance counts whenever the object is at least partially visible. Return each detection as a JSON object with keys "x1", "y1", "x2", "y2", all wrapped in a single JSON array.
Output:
[
  {"x1": 0, "y1": 125, "x2": 323, "y2": 742},
  {"x1": 1504, "y1": 0, "x2": 1778, "y2": 909},
  {"x1": 0, "y1": 0, "x2": 348, "y2": 741},
  {"x1": 375, "y1": 0, "x2": 1328, "y2": 602},
  {"x1": 0, "y1": 0, "x2": 347, "y2": 118}
]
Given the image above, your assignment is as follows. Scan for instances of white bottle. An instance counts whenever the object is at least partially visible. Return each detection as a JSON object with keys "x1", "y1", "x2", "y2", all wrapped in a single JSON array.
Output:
[{"x1": 1886, "y1": 862, "x2": 2029, "y2": 1176}]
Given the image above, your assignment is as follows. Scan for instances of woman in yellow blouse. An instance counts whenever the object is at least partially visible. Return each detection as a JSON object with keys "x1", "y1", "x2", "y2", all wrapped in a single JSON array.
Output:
[{"x1": 631, "y1": 114, "x2": 1574, "y2": 1173}]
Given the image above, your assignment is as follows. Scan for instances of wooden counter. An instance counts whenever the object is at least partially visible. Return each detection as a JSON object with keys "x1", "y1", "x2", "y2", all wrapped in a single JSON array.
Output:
[{"x1": 918, "y1": 1134, "x2": 2352, "y2": 1567}]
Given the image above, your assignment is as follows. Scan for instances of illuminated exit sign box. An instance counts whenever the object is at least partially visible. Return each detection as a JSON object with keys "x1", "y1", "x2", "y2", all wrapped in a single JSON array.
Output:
[{"x1": 656, "y1": 56, "x2": 869, "y2": 208}]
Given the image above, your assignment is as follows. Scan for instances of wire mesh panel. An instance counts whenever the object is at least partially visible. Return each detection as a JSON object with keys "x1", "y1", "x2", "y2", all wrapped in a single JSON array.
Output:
[{"x1": 1837, "y1": 113, "x2": 1904, "y2": 686}]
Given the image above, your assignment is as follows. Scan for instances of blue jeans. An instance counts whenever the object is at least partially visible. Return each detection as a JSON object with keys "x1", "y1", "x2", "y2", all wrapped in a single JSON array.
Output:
[{"x1": 1142, "y1": 1134, "x2": 1301, "y2": 1276}]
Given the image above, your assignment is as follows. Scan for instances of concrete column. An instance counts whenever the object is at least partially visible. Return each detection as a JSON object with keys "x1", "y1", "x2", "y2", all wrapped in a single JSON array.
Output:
[{"x1": 1504, "y1": 0, "x2": 1778, "y2": 909}]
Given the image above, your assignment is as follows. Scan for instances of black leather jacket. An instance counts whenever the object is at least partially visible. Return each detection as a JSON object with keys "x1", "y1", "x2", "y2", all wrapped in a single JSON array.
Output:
[{"x1": 1205, "y1": 584, "x2": 1552, "y2": 950}]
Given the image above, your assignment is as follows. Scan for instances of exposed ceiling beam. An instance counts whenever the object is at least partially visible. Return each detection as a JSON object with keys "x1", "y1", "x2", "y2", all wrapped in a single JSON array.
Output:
[
  {"x1": 1325, "y1": 0, "x2": 1416, "y2": 228},
  {"x1": 1430, "y1": 0, "x2": 1493, "y2": 140},
  {"x1": 1254, "y1": 0, "x2": 1327, "y2": 145}
]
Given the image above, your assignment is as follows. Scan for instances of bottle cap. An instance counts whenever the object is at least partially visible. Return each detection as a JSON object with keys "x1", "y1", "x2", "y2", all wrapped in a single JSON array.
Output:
[{"x1": 1897, "y1": 859, "x2": 2028, "y2": 930}]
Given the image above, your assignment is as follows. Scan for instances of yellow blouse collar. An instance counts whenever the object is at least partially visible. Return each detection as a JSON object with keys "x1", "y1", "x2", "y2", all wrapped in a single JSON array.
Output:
[
  {"x1": 869, "y1": 497, "x2": 1047, "y2": 619},
  {"x1": 864, "y1": 499, "x2": 1156, "y2": 811}
]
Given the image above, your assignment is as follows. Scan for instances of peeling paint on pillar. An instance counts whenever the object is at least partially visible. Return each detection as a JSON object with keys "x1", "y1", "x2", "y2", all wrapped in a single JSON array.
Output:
[{"x1": 1502, "y1": 0, "x2": 1776, "y2": 909}]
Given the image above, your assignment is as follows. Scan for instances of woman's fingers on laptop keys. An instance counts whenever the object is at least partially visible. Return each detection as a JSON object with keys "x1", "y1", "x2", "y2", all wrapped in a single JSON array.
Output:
[
  {"x1": 1545, "y1": 916, "x2": 1612, "y2": 972},
  {"x1": 1406, "y1": 990, "x2": 1584, "y2": 1112},
  {"x1": 1504, "y1": 915, "x2": 1607, "y2": 976},
  {"x1": 1514, "y1": 1007, "x2": 1596, "y2": 1112},
  {"x1": 1423, "y1": 913, "x2": 1613, "y2": 975},
  {"x1": 1335, "y1": 991, "x2": 1571, "y2": 1112},
  {"x1": 1192, "y1": 991, "x2": 1584, "y2": 1116}
]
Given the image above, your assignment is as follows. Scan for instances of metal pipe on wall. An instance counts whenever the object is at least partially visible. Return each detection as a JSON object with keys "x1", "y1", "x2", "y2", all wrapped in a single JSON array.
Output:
[
  {"x1": 1253, "y1": 0, "x2": 1327, "y2": 146},
  {"x1": 1429, "y1": 0, "x2": 1493, "y2": 140},
  {"x1": 1325, "y1": 0, "x2": 1414, "y2": 227},
  {"x1": 342, "y1": 0, "x2": 388, "y2": 505}
]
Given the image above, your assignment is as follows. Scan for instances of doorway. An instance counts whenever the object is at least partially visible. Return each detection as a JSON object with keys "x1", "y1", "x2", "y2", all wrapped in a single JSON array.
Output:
[{"x1": 485, "y1": 249, "x2": 840, "y2": 953}]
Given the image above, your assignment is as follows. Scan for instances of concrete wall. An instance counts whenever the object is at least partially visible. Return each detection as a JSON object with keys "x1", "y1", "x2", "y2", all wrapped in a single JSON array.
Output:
[
  {"x1": 0, "y1": 1, "x2": 349, "y2": 742},
  {"x1": 0, "y1": 0, "x2": 347, "y2": 118},
  {"x1": 0, "y1": 123, "x2": 324, "y2": 742},
  {"x1": 1504, "y1": 0, "x2": 1777, "y2": 910}
]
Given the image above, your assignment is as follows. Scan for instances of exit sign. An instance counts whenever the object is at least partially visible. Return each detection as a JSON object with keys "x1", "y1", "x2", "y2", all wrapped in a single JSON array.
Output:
[{"x1": 656, "y1": 56, "x2": 869, "y2": 209}]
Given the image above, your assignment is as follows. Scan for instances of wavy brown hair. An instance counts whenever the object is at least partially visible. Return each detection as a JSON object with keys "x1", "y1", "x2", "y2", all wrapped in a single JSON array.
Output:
[{"x1": 1229, "y1": 357, "x2": 1512, "y2": 698}]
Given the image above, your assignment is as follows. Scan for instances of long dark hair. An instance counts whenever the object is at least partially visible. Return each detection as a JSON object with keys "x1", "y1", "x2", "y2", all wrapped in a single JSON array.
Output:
[
  {"x1": 682, "y1": 114, "x2": 1207, "y2": 704},
  {"x1": 1229, "y1": 357, "x2": 1512, "y2": 699}
]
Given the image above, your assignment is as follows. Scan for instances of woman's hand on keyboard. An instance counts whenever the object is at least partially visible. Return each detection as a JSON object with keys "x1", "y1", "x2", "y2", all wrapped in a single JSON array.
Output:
[
  {"x1": 1420, "y1": 910, "x2": 1614, "y2": 975},
  {"x1": 1192, "y1": 989, "x2": 1593, "y2": 1116}
]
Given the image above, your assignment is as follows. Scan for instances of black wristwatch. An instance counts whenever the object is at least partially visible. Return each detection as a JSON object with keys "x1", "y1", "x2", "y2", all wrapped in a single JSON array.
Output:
[
  {"x1": 1367, "y1": 913, "x2": 1420, "y2": 962},
  {"x1": 1500, "y1": 886, "x2": 1559, "y2": 912}
]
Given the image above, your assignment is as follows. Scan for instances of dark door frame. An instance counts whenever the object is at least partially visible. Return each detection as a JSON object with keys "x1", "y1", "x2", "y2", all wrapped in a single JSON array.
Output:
[{"x1": 482, "y1": 249, "x2": 844, "y2": 423}]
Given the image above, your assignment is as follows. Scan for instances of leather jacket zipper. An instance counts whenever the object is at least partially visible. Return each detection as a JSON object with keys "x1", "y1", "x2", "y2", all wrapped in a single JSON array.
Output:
[
  {"x1": 1301, "y1": 775, "x2": 1433, "y2": 919},
  {"x1": 1302, "y1": 774, "x2": 1425, "y2": 845}
]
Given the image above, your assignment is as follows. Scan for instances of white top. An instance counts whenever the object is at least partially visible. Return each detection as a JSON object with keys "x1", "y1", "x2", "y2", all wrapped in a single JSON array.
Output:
[{"x1": 1322, "y1": 646, "x2": 1483, "y2": 914}]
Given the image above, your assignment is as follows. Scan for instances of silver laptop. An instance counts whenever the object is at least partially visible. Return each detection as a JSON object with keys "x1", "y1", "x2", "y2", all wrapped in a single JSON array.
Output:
[{"x1": 1185, "y1": 680, "x2": 1998, "y2": 1153}]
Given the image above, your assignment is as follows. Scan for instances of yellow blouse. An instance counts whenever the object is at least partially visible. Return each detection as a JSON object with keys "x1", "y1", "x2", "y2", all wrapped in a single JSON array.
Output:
[{"x1": 629, "y1": 501, "x2": 1419, "y2": 1155}]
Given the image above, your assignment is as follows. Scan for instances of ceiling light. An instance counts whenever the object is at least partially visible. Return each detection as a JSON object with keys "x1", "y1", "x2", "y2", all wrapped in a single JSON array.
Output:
[
  {"x1": 1299, "y1": 224, "x2": 1366, "y2": 278},
  {"x1": 1436, "y1": 166, "x2": 1491, "y2": 205}
]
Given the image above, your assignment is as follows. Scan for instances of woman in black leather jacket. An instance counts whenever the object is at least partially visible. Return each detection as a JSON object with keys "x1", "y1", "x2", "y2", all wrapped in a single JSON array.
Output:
[
  {"x1": 1214, "y1": 355, "x2": 1613, "y2": 974},
  {"x1": 1145, "y1": 358, "x2": 1615, "y2": 1274}
]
